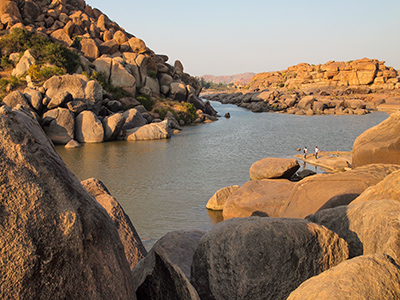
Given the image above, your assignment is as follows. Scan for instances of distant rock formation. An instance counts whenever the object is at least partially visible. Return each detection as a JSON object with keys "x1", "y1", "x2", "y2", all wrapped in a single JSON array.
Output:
[
  {"x1": 201, "y1": 72, "x2": 256, "y2": 85},
  {"x1": 249, "y1": 58, "x2": 398, "y2": 91}
]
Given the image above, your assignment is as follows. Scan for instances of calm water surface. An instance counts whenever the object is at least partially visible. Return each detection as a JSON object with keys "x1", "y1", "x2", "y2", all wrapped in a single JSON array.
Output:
[{"x1": 56, "y1": 101, "x2": 389, "y2": 249}]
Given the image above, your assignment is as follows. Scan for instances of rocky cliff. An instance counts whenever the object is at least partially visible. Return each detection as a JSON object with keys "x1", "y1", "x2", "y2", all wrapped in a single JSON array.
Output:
[
  {"x1": 249, "y1": 58, "x2": 398, "y2": 91},
  {"x1": 201, "y1": 72, "x2": 256, "y2": 85}
]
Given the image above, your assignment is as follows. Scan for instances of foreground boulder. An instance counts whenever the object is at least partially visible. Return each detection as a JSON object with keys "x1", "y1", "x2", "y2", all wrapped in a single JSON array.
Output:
[
  {"x1": 280, "y1": 164, "x2": 400, "y2": 218},
  {"x1": 249, "y1": 157, "x2": 300, "y2": 180},
  {"x1": 287, "y1": 254, "x2": 400, "y2": 300},
  {"x1": 352, "y1": 111, "x2": 400, "y2": 167},
  {"x1": 307, "y1": 200, "x2": 400, "y2": 262},
  {"x1": 132, "y1": 247, "x2": 200, "y2": 300},
  {"x1": 206, "y1": 185, "x2": 240, "y2": 211},
  {"x1": 0, "y1": 105, "x2": 135, "y2": 299},
  {"x1": 191, "y1": 217, "x2": 349, "y2": 300},
  {"x1": 126, "y1": 120, "x2": 171, "y2": 141},
  {"x1": 222, "y1": 179, "x2": 295, "y2": 219},
  {"x1": 81, "y1": 178, "x2": 147, "y2": 270}
]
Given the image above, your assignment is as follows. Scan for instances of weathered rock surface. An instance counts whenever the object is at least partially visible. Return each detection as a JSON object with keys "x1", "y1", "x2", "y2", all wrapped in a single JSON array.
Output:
[
  {"x1": 352, "y1": 169, "x2": 400, "y2": 203},
  {"x1": 2, "y1": 90, "x2": 31, "y2": 109},
  {"x1": 132, "y1": 247, "x2": 200, "y2": 300},
  {"x1": 149, "y1": 230, "x2": 205, "y2": 280},
  {"x1": 206, "y1": 185, "x2": 240, "y2": 211},
  {"x1": 122, "y1": 108, "x2": 147, "y2": 131},
  {"x1": 287, "y1": 254, "x2": 400, "y2": 300},
  {"x1": 0, "y1": 105, "x2": 135, "y2": 299},
  {"x1": 42, "y1": 107, "x2": 75, "y2": 144},
  {"x1": 43, "y1": 74, "x2": 87, "y2": 100},
  {"x1": 81, "y1": 178, "x2": 147, "y2": 270},
  {"x1": 352, "y1": 111, "x2": 400, "y2": 167},
  {"x1": 75, "y1": 110, "x2": 104, "y2": 143},
  {"x1": 102, "y1": 113, "x2": 125, "y2": 141},
  {"x1": 223, "y1": 179, "x2": 295, "y2": 219},
  {"x1": 307, "y1": 200, "x2": 400, "y2": 261},
  {"x1": 191, "y1": 217, "x2": 349, "y2": 300},
  {"x1": 280, "y1": 164, "x2": 400, "y2": 218},
  {"x1": 126, "y1": 120, "x2": 171, "y2": 141},
  {"x1": 249, "y1": 157, "x2": 300, "y2": 180}
]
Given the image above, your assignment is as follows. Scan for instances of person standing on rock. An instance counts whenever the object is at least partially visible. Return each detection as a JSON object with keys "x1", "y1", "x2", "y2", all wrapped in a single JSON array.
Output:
[
  {"x1": 315, "y1": 146, "x2": 319, "y2": 159},
  {"x1": 303, "y1": 147, "x2": 308, "y2": 159}
]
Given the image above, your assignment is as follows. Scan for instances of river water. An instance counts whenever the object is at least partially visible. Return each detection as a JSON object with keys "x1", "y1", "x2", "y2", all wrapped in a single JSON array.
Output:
[{"x1": 56, "y1": 101, "x2": 389, "y2": 250}]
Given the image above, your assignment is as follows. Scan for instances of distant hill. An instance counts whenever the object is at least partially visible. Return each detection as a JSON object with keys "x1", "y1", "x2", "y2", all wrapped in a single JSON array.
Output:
[{"x1": 201, "y1": 73, "x2": 256, "y2": 85}]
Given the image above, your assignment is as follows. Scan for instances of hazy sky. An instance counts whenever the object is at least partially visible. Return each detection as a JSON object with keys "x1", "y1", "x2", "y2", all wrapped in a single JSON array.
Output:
[{"x1": 86, "y1": 0, "x2": 400, "y2": 77}]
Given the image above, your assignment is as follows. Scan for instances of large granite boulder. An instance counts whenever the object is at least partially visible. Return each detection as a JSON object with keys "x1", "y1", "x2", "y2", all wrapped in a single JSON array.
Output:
[
  {"x1": 43, "y1": 74, "x2": 87, "y2": 100},
  {"x1": 2, "y1": 90, "x2": 31, "y2": 109},
  {"x1": 24, "y1": 87, "x2": 43, "y2": 112},
  {"x1": 249, "y1": 157, "x2": 300, "y2": 180},
  {"x1": 352, "y1": 112, "x2": 400, "y2": 167},
  {"x1": 12, "y1": 49, "x2": 36, "y2": 77},
  {"x1": 42, "y1": 108, "x2": 75, "y2": 144},
  {"x1": 126, "y1": 120, "x2": 171, "y2": 141},
  {"x1": 75, "y1": 110, "x2": 104, "y2": 143},
  {"x1": 132, "y1": 247, "x2": 200, "y2": 300},
  {"x1": 287, "y1": 254, "x2": 400, "y2": 300},
  {"x1": 110, "y1": 58, "x2": 136, "y2": 87},
  {"x1": 206, "y1": 185, "x2": 240, "y2": 211},
  {"x1": 223, "y1": 179, "x2": 295, "y2": 219},
  {"x1": 81, "y1": 178, "x2": 147, "y2": 270},
  {"x1": 102, "y1": 113, "x2": 125, "y2": 141},
  {"x1": 122, "y1": 108, "x2": 147, "y2": 131},
  {"x1": 191, "y1": 217, "x2": 349, "y2": 300},
  {"x1": 280, "y1": 164, "x2": 400, "y2": 218},
  {"x1": 148, "y1": 230, "x2": 205, "y2": 280},
  {"x1": 307, "y1": 200, "x2": 400, "y2": 261},
  {"x1": 352, "y1": 169, "x2": 400, "y2": 203},
  {"x1": 79, "y1": 38, "x2": 100, "y2": 61},
  {"x1": 0, "y1": 105, "x2": 135, "y2": 299}
]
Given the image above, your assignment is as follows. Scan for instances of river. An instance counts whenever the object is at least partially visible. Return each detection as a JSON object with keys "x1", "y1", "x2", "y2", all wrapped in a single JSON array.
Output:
[{"x1": 56, "y1": 101, "x2": 389, "y2": 250}]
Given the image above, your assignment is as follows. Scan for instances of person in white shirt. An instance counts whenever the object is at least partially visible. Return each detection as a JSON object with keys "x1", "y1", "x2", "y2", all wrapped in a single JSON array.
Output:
[{"x1": 315, "y1": 146, "x2": 319, "y2": 159}]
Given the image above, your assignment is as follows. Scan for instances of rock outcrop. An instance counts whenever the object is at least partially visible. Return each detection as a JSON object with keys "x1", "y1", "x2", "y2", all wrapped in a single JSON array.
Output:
[
  {"x1": 352, "y1": 111, "x2": 400, "y2": 167},
  {"x1": 280, "y1": 164, "x2": 400, "y2": 218},
  {"x1": 249, "y1": 157, "x2": 300, "y2": 180},
  {"x1": 0, "y1": 105, "x2": 135, "y2": 299},
  {"x1": 222, "y1": 179, "x2": 295, "y2": 219},
  {"x1": 287, "y1": 254, "x2": 400, "y2": 300},
  {"x1": 191, "y1": 217, "x2": 349, "y2": 300},
  {"x1": 206, "y1": 185, "x2": 240, "y2": 211}
]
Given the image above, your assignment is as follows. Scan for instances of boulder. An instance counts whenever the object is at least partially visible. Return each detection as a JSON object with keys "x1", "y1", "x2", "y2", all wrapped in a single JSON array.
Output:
[
  {"x1": 223, "y1": 180, "x2": 295, "y2": 219},
  {"x1": 128, "y1": 37, "x2": 146, "y2": 53},
  {"x1": 308, "y1": 199, "x2": 400, "y2": 261},
  {"x1": 47, "y1": 91, "x2": 73, "y2": 109},
  {"x1": 11, "y1": 49, "x2": 36, "y2": 77},
  {"x1": 132, "y1": 247, "x2": 200, "y2": 300},
  {"x1": 113, "y1": 30, "x2": 128, "y2": 45},
  {"x1": 107, "y1": 100, "x2": 123, "y2": 112},
  {"x1": 352, "y1": 169, "x2": 400, "y2": 203},
  {"x1": 102, "y1": 113, "x2": 125, "y2": 141},
  {"x1": 0, "y1": 1, "x2": 22, "y2": 21},
  {"x1": 206, "y1": 185, "x2": 240, "y2": 211},
  {"x1": 42, "y1": 108, "x2": 75, "y2": 144},
  {"x1": 2, "y1": 90, "x2": 31, "y2": 109},
  {"x1": 126, "y1": 120, "x2": 171, "y2": 141},
  {"x1": 44, "y1": 75, "x2": 86, "y2": 100},
  {"x1": 75, "y1": 110, "x2": 104, "y2": 143},
  {"x1": 280, "y1": 164, "x2": 400, "y2": 218},
  {"x1": 191, "y1": 217, "x2": 349, "y2": 300},
  {"x1": 99, "y1": 39, "x2": 119, "y2": 55},
  {"x1": 67, "y1": 100, "x2": 88, "y2": 115},
  {"x1": 144, "y1": 76, "x2": 160, "y2": 96},
  {"x1": 50, "y1": 29, "x2": 73, "y2": 47},
  {"x1": 249, "y1": 157, "x2": 300, "y2": 180},
  {"x1": 287, "y1": 254, "x2": 400, "y2": 300},
  {"x1": 110, "y1": 59, "x2": 136, "y2": 87},
  {"x1": 79, "y1": 38, "x2": 100, "y2": 61},
  {"x1": 24, "y1": 87, "x2": 43, "y2": 112},
  {"x1": 81, "y1": 178, "x2": 147, "y2": 270},
  {"x1": 65, "y1": 139, "x2": 80, "y2": 148},
  {"x1": 84, "y1": 80, "x2": 103, "y2": 103},
  {"x1": 122, "y1": 108, "x2": 147, "y2": 131},
  {"x1": 93, "y1": 56, "x2": 112, "y2": 80},
  {"x1": 170, "y1": 82, "x2": 187, "y2": 102},
  {"x1": 352, "y1": 111, "x2": 400, "y2": 167},
  {"x1": 0, "y1": 105, "x2": 135, "y2": 299},
  {"x1": 149, "y1": 230, "x2": 205, "y2": 280},
  {"x1": 297, "y1": 96, "x2": 315, "y2": 110}
]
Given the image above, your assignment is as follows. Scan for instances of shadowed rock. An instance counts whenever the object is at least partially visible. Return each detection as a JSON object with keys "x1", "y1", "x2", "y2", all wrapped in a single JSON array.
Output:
[
  {"x1": 307, "y1": 200, "x2": 400, "y2": 262},
  {"x1": 81, "y1": 177, "x2": 147, "y2": 270},
  {"x1": 0, "y1": 105, "x2": 135, "y2": 299},
  {"x1": 191, "y1": 217, "x2": 348, "y2": 300},
  {"x1": 287, "y1": 254, "x2": 400, "y2": 300}
]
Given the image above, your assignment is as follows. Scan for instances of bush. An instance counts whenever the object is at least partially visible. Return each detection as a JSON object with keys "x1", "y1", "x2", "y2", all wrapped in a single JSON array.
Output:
[
  {"x1": 27, "y1": 64, "x2": 65, "y2": 82},
  {"x1": 137, "y1": 94, "x2": 155, "y2": 111}
]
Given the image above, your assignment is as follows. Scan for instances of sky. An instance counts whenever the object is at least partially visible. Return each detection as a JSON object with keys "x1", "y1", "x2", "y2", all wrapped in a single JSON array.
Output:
[{"x1": 86, "y1": 0, "x2": 400, "y2": 77}]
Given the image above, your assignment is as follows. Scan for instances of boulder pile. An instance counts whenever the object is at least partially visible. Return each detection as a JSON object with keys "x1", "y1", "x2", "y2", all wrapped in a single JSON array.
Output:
[
  {"x1": 0, "y1": 0, "x2": 218, "y2": 145},
  {"x1": 202, "y1": 58, "x2": 400, "y2": 115}
]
